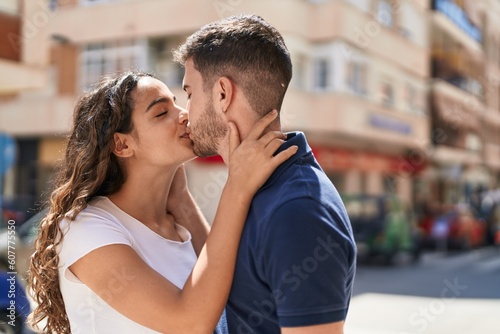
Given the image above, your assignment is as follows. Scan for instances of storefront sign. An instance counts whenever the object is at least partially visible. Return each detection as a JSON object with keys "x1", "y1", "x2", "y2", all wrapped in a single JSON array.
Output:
[{"x1": 368, "y1": 114, "x2": 412, "y2": 135}]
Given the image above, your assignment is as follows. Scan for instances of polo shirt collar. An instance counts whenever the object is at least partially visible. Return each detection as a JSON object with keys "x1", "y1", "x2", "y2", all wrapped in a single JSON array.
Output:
[{"x1": 259, "y1": 131, "x2": 311, "y2": 191}]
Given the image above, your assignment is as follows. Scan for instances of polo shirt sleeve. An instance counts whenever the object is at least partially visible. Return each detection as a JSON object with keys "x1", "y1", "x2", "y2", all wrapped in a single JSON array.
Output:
[{"x1": 260, "y1": 197, "x2": 355, "y2": 328}]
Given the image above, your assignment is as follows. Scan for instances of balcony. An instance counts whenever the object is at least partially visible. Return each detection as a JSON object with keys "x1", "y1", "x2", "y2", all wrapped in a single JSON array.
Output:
[
  {"x1": 282, "y1": 89, "x2": 429, "y2": 153},
  {"x1": 431, "y1": 9, "x2": 482, "y2": 53},
  {"x1": 50, "y1": 0, "x2": 428, "y2": 79},
  {"x1": 0, "y1": 59, "x2": 46, "y2": 95},
  {"x1": 431, "y1": 79, "x2": 484, "y2": 126},
  {"x1": 308, "y1": 0, "x2": 428, "y2": 78},
  {"x1": 0, "y1": 95, "x2": 74, "y2": 135},
  {"x1": 0, "y1": 2, "x2": 50, "y2": 94},
  {"x1": 49, "y1": 0, "x2": 217, "y2": 43},
  {"x1": 431, "y1": 53, "x2": 484, "y2": 99},
  {"x1": 431, "y1": 79, "x2": 486, "y2": 164}
]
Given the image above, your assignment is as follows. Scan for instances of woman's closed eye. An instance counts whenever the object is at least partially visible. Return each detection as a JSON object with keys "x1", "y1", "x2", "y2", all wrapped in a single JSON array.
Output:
[{"x1": 156, "y1": 111, "x2": 168, "y2": 118}]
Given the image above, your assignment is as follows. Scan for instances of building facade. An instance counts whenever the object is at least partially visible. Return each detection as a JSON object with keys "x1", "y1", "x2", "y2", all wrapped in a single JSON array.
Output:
[
  {"x1": 0, "y1": 0, "x2": 52, "y2": 221},
  {"x1": 0, "y1": 0, "x2": 497, "y2": 223},
  {"x1": 428, "y1": 0, "x2": 500, "y2": 207}
]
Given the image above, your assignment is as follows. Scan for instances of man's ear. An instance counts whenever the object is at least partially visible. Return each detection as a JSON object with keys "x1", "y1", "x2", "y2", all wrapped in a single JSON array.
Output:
[
  {"x1": 214, "y1": 77, "x2": 234, "y2": 113},
  {"x1": 112, "y1": 132, "x2": 133, "y2": 158}
]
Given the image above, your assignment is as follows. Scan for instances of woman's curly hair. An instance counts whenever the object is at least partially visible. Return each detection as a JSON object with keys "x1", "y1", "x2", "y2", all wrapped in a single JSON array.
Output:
[{"x1": 27, "y1": 70, "x2": 153, "y2": 333}]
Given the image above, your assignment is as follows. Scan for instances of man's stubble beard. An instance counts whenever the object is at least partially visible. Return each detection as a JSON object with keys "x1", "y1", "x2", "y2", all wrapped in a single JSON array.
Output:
[{"x1": 191, "y1": 98, "x2": 228, "y2": 158}]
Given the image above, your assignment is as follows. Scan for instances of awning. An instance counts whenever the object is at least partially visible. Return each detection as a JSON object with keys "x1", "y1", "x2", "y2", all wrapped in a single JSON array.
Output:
[{"x1": 310, "y1": 146, "x2": 426, "y2": 175}]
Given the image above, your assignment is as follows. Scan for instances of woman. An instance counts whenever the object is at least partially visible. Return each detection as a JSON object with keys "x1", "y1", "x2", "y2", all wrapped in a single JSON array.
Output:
[{"x1": 28, "y1": 71, "x2": 297, "y2": 333}]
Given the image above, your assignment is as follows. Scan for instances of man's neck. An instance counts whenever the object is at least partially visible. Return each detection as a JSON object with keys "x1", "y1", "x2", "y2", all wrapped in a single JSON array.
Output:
[{"x1": 219, "y1": 120, "x2": 281, "y2": 166}]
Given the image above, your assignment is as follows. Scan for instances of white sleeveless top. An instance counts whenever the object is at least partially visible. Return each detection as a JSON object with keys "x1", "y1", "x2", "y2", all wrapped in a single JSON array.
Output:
[{"x1": 57, "y1": 196, "x2": 197, "y2": 334}]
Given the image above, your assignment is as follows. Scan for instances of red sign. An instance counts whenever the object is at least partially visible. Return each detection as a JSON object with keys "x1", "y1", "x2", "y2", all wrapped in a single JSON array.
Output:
[{"x1": 311, "y1": 146, "x2": 426, "y2": 175}]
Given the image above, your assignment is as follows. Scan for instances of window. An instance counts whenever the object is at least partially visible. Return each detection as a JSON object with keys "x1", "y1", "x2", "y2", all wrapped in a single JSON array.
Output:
[
  {"x1": 465, "y1": 133, "x2": 482, "y2": 153},
  {"x1": 314, "y1": 58, "x2": 330, "y2": 91},
  {"x1": 398, "y1": 2, "x2": 423, "y2": 44},
  {"x1": 405, "y1": 83, "x2": 424, "y2": 114},
  {"x1": 406, "y1": 83, "x2": 416, "y2": 112},
  {"x1": 159, "y1": 62, "x2": 184, "y2": 88},
  {"x1": 149, "y1": 37, "x2": 185, "y2": 87},
  {"x1": 347, "y1": 62, "x2": 367, "y2": 96},
  {"x1": 377, "y1": 0, "x2": 394, "y2": 27},
  {"x1": 81, "y1": 39, "x2": 147, "y2": 90},
  {"x1": 293, "y1": 55, "x2": 307, "y2": 89},
  {"x1": 381, "y1": 80, "x2": 395, "y2": 107},
  {"x1": 383, "y1": 174, "x2": 397, "y2": 194}
]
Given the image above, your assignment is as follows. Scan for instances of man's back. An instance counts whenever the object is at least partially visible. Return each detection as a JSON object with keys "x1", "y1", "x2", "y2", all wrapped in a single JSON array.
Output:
[{"x1": 226, "y1": 132, "x2": 356, "y2": 333}]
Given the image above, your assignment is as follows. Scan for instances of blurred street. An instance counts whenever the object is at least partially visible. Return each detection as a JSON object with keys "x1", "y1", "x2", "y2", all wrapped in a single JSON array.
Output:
[{"x1": 347, "y1": 247, "x2": 500, "y2": 333}]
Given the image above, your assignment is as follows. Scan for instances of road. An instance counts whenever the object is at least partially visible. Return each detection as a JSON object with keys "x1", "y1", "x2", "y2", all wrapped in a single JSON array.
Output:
[{"x1": 345, "y1": 247, "x2": 500, "y2": 334}]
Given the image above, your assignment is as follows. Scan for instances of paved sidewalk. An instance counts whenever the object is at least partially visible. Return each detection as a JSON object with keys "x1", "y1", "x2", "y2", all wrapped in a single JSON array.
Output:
[{"x1": 345, "y1": 293, "x2": 500, "y2": 334}]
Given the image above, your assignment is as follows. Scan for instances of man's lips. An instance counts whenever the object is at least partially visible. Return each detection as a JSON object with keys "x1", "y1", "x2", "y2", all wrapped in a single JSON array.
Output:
[{"x1": 180, "y1": 132, "x2": 191, "y2": 139}]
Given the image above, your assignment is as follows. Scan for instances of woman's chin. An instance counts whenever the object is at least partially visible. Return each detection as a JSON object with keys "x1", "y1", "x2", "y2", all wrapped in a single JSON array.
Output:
[{"x1": 182, "y1": 151, "x2": 197, "y2": 163}]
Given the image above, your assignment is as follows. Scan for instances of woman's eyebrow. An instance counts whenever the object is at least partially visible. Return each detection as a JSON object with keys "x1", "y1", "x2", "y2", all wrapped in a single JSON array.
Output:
[{"x1": 145, "y1": 96, "x2": 176, "y2": 112}]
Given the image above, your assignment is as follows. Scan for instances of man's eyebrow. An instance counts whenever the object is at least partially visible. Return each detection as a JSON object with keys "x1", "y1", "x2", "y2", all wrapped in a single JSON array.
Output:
[
  {"x1": 145, "y1": 96, "x2": 176, "y2": 112},
  {"x1": 183, "y1": 84, "x2": 190, "y2": 92}
]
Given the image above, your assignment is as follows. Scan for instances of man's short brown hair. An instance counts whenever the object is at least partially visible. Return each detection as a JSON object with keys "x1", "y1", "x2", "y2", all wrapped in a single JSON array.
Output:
[{"x1": 173, "y1": 14, "x2": 292, "y2": 116}]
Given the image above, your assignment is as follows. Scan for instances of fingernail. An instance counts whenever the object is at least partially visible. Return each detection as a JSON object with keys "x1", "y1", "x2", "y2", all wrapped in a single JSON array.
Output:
[{"x1": 271, "y1": 110, "x2": 277, "y2": 115}]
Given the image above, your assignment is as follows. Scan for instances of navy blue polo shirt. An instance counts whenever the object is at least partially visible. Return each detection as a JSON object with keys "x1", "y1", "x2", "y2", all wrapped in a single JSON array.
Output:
[{"x1": 225, "y1": 132, "x2": 356, "y2": 334}]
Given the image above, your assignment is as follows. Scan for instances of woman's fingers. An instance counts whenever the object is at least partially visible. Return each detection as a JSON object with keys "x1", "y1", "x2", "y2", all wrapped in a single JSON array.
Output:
[
  {"x1": 270, "y1": 145, "x2": 298, "y2": 167},
  {"x1": 246, "y1": 110, "x2": 279, "y2": 140},
  {"x1": 227, "y1": 121, "x2": 241, "y2": 158},
  {"x1": 258, "y1": 130, "x2": 287, "y2": 149},
  {"x1": 264, "y1": 137, "x2": 288, "y2": 155}
]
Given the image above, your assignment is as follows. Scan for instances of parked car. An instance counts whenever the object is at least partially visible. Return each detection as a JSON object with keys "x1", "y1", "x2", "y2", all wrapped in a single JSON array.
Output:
[
  {"x1": 421, "y1": 204, "x2": 486, "y2": 250},
  {"x1": 343, "y1": 195, "x2": 421, "y2": 265}
]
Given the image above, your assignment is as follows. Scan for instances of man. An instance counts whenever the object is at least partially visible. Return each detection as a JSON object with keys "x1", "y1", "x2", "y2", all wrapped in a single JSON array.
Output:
[{"x1": 174, "y1": 14, "x2": 356, "y2": 334}]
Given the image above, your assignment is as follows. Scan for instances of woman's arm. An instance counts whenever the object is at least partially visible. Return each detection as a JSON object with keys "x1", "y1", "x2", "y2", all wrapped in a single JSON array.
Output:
[
  {"x1": 167, "y1": 165, "x2": 210, "y2": 256},
  {"x1": 69, "y1": 111, "x2": 297, "y2": 333}
]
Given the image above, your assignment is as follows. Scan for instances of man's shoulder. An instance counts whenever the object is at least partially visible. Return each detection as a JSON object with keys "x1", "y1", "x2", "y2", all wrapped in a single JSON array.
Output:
[
  {"x1": 256, "y1": 161, "x2": 342, "y2": 210},
  {"x1": 252, "y1": 176, "x2": 349, "y2": 230}
]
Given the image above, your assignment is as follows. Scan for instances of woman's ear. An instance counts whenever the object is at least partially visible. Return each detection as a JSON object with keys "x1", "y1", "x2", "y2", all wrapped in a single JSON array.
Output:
[
  {"x1": 214, "y1": 77, "x2": 234, "y2": 113},
  {"x1": 112, "y1": 132, "x2": 133, "y2": 158}
]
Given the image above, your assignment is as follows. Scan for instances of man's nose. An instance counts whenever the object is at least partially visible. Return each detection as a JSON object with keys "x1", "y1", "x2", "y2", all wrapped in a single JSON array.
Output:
[{"x1": 178, "y1": 108, "x2": 189, "y2": 124}]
